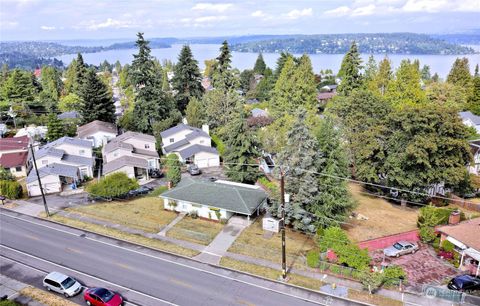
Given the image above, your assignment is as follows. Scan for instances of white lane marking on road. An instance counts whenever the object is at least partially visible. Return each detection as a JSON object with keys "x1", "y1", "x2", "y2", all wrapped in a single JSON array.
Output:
[
  {"x1": 0, "y1": 212, "x2": 363, "y2": 306},
  {"x1": 0, "y1": 245, "x2": 177, "y2": 306}
]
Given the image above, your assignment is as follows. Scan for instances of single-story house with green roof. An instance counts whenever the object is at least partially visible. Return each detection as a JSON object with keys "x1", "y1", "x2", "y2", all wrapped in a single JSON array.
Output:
[{"x1": 160, "y1": 177, "x2": 268, "y2": 221}]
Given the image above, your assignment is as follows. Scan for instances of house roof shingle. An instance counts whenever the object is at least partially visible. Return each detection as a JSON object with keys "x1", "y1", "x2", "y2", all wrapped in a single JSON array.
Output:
[
  {"x1": 57, "y1": 111, "x2": 81, "y2": 120},
  {"x1": 161, "y1": 177, "x2": 267, "y2": 215},
  {"x1": 0, "y1": 135, "x2": 29, "y2": 152},
  {"x1": 26, "y1": 163, "x2": 79, "y2": 183},
  {"x1": 62, "y1": 154, "x2": 94, "y2": 167},
  {"x1": 116, "y1": 131, "x2": 155, "y2": 142},
  {"x1": 437, "y1": 218, "x2": 480, "y2": 251},
  {"x1": 178, "y1": 144, "x2": 218, "y2": 160},
  {"x1": 0, "y1": 151, "x2": 28, "y2": 168},
  {"x1": 459, "y1": 111, "x2": 480, "y2": 125},
  {"x1": 160, "y1": 124, "x2": 208, "y2": 139},
  {"x1": 77, "y1": 120, "x2": 117, "y2": 138},
  {"x1": 103, "y1": 155, "x2": 149, "y2": 174},
  {"x1": 163, "y1": 138, "x2": 190, "y2": 153},
  {"x1": 44, "y1": 136, "x2": 93, "y2": 149}
]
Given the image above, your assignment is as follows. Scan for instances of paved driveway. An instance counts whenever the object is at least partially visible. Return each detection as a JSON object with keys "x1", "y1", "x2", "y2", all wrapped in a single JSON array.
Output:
[{"x1": 371, "y1": 243, "x2": 459, "y2": 289}]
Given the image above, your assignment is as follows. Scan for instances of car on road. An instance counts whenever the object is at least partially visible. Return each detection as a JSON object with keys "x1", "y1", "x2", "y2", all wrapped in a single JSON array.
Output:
[
  {"x1": 448, "y1": 275, "x2": 480, "y2": 292},
  {"x1": 187, "y1": 164, "x2": 201, "y2": 176},
  {"x1": 383, "y1": 241, "x2": 418, "y2": 257},
  {"x1": 43, "y1": 271, "x2": 82, "y2": 297},
  {"x1": 84, "y1": 287, "x2": 123, "y2": 306}
]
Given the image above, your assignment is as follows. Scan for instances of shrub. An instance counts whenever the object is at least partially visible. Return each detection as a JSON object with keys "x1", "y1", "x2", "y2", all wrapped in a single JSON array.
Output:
[
  {"x1": 318, "y1": 226, "x2": 350, "y2": 252},
  {"x1": 441, "y1": 240, "x2": 455, "y2": 252},
  {"x1": 0, "y1": 180, "x2": 23, "y2": 199},
  {"x1": 86, "y1": 172, "x2": 138, "y2": 198},
  {"x1": 329, "y1": 264, "x2": 343, "y2": 274},
  {"x1": 306, "y1": 250, "x2": 320, "y2": 268},
  {"x1": 0, "y1": 167, "x2": 14, "y2": 181},
  {"x1": 257, "y1": 177, "x2": 278, "y2": 194},
  {"x1": 211, "y1": 134, "x2": 226, "y2": 156},
  {"x1": 166, "y1": 154, "x2": 181, "y2": 187},
  {"x1": 419, "y1": 226, "x2": 436, "y2": 243},
  {"x1": 360, "y1": 271, "x2": 384, "y2": 294},
  {"x1": 383, "y1": 265, "x2": 407, "y2": 286},
  {"x1": 148, "y1": 185, "x2": 168, "y2": 197},
  {"x1": 189, "y1": 210, "x2": 198, "y2": 219}
]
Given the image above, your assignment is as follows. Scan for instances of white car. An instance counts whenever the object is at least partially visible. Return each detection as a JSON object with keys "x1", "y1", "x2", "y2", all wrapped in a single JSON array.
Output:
[
  {"x1": 383, "y1": 241, "x2": 419, "y2": 257},
  {"x1": 43, "y1": 271, "x2": 82, "y2": 297}
]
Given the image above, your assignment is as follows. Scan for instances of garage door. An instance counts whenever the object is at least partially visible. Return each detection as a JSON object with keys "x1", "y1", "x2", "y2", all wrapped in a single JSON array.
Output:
[
  {"x1": 208, "y1": 158, "x2": 220, "y2": 167},
  {"x1": 197, "y1": 159, "x2": 209, "y2": 168}
]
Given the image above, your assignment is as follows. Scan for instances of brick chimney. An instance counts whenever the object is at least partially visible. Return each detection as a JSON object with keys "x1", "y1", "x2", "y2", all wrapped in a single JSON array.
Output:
[{"x1": 448, "y1": 210, "x2": 461, "y2": 225}]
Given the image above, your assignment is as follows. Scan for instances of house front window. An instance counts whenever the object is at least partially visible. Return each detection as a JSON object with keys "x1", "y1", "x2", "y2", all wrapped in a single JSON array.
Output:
[
  {"x1": 15, "y1": 166, "x2": 22, "y2": 172},
  {"x1": 145, "y1": 144, "x2": 150, "y2": 149},
  {"x1": 169, "y1": 138, "x2": 174, "y2": 143}
]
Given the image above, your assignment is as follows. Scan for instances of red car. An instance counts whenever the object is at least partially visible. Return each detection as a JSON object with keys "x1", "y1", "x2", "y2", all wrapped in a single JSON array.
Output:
[{"x1": 83, "y1": 287, "x2": 123, "y2": 306}]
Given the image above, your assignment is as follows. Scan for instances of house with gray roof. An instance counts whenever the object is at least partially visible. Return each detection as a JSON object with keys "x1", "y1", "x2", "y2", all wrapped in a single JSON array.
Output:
[
  {"x1": 160, "y1": 124, "x2": 220, "y2": 168},
  {"x1": 77, "y1": 120, "x2": 118, "y2": 148},
  {"x1": 102, "y1": 131, "x2": 159, "y2": 179},
  {"x1": 26, "y1": 137, "x2": 94, "y2": 197},
  {"x1": 460, "y1": 111, "x2": 480, "y2": 133},
  {"x1": 160, "y1": 177, "x2": 267, "y2": 221},
  {"x1": 26, "y1": 163, "x2": 81, "y2": 197}
]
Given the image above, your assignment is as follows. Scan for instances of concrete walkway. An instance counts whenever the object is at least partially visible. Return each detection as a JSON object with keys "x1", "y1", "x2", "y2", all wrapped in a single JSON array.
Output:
[
  {"x1": 157, "y1": 212, "x2": 186, "y2": 236},
  {"x1": 194, "y1": 216, "x2": 248, "y2": 265},
  {"x1": 0, "y1": 274, "x2": 45, "y2": 306},
  {"x1": 6, "y1": 200, "x2": 56, "y2": 217}
]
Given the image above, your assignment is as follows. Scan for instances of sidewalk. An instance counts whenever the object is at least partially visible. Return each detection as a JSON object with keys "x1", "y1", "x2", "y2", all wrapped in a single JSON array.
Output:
[
  {"x1": 194, "y1": 217, "x2": 248, "y2": 264},
  {"x1": 158, "y1": 212, "x2": 186, "y2": 236},
  {"x1": 0, "y1": 274, "x2": 45, "y2": 306}
]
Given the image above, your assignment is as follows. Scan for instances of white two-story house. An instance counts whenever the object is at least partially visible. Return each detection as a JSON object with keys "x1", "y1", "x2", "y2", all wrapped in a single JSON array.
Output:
[
  {"x1": 460, "y1": 111, "x2": 480, "y2": 134},
  {"x1": 77, "y1": 120, "x2": 118, "y2": 148},
  {"x1": 102, "y1": 131, "x2": 159, "y2": 179},
  {"x1": 160, "y1": 124, "x2": 220, "y2": 168},
  {"x1": 26, "y1": 137, "x2": 94, "y2": 196}
]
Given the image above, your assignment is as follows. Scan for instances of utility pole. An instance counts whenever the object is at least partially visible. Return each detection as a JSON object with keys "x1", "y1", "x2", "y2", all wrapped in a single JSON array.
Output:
[
  {"x1": 29, "y1": 144, "x2": 50, "y2": 217},
  {"x1": 280, "y1": 169, "x2": 287, "y2": 280}
]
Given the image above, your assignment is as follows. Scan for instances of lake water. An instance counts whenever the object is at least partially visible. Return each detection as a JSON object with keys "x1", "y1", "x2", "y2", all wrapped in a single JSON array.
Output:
[{"x1": 57, "y1": 44, "x2": 480, "y2": 78}]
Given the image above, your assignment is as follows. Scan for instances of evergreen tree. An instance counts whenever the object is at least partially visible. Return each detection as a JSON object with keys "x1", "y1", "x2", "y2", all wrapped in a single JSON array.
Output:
[
  {"x1": 337, "y1": 41, "x2": 363, "y2": 96},
  {"x1": 224, "y1": 110, "x2": 259, "y2": 184},
  {"x1": 272, "y1": 109, "x2": 321, "y2": 232},
  {"x1": 253, "y1": 53, "x2": 266, "y2": 75},
  {"x1": 46, "y1": 113, "x2": 64, "y2": 141},
  {"x1": 274, "y1": 52, "x2": 293, "y2": 79},
  {"x1": 73, "y1": 53, "x2": 87, "y2": 95},
  {"x1": 270, "y1": 55, "x2": 317, "y2": 117},
  {"x1": 386, "y1": 59, "x2": 426, "y2": 108},
  {"x1": 447, "y1": 57, "x2": 472, "y2": 89},
  {"x1": 172, "y1": 45, "x2": 203, "y2": 114},
  {"x1": 470, "y1": 65, "x2": 480, "y2": 115},
  {"x1": 212, "y1": 40, "x2": 236, "y2": 90},
  {"x1": 79, "y1": 68, "x2": 115, "y2": 123},
  {"x1": 203, "y1": 89, "x2": 242, "y2": 130},
  {"x1": 1, "y1": 69, "x2": 35, "y2": 115},
  {"x1": 364, "y1": 55, "x2": 377, "y2": 84},
  {"x1": 131, "y1": 32, "x2": 173, "y2": 133},
  {"x1": 38, "y1": 66, "x2": 62, "y2": 112},
  {"x1": 255, "y1": 67, "x2": 274, "y2": 101},
  {"x1": 185, "y1": 97, "x2": 205, "y2": 128},
  {"x1": 375, "y1": 57, "x2": 392, "y2": 95},
  {"x1": 421, "y1": 65, "x2": 431, "y2": 81},
  {"x1": 313, "y1": 117, "x2": 355, "y2": 227}
]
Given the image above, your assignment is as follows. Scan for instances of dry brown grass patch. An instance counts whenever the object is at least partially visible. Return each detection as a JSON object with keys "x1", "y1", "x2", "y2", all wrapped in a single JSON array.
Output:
[{"x1": 20, "y1": 287, "x2": 78, "y2": 306}]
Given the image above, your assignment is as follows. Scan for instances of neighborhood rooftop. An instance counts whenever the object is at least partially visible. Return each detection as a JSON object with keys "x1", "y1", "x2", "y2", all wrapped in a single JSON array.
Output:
[
  {"x1": 178, "y1": 144, "x2": 218, "y2": 160},
  {"x1": 160, "y1": 123, "x2": 209, "y2": 139},
  {"x1": 43, "y1": 136, "x2": 93, "y2": 149},
  {"x1": 77, "y1": 120, "x2": 117, "y2": 138},
  {"x1": 161, "y1": 177, "x2": 267, "y2": 215},
  {"x1": 0, "y1": 135, "x2": 29, "y2": 151},
  {"x1": 437, "y1": 218, "x2": 480, "y2": 251},
  {"x1": 0, "y1": 151, "x2": 28, "y2": 168},
  {"x1": 103, "y1": 155, "x2": 148, "y2": 174},
  {"x1": 459, "y1": 111, "x2": 480, "y2": 125},
  {"x1": 26, "y1": 163, "x2": 79, "y2": 183}
]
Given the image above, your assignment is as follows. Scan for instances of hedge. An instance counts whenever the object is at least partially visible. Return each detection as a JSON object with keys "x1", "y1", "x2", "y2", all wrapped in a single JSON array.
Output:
[
  {"x1": 86, "y1": 172, "x2": 138, "y2": 198},
  {"x1": 0, "y1": 180, "x2": 23, "y2": 199}
]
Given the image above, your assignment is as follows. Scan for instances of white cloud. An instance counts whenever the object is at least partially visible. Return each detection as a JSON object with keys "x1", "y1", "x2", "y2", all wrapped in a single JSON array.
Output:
[
  {"x1": 191, "y1": 3, "x2": 233, "y2": 13},
  {"x1": 251, "y1": 10, "x2": 265, "y2": 18},
  {"x1": 40, "y1": 25, "x2": 55, "y2": 30},
  {"x1": 285, "y1": 8, "x2": 313, "y2": 20},
  {"x1": 0, "y1": 20, "x2": 19, "y2": 29},
  {"x1": 194, "y1": 15, "x2": 227, "y2": 23},
  {"x1": 78, "y1": 18, "x2": 150, "y2": 31},
  {"x1": 324, "y1": 0, "x2": 480, "y2": 18}
]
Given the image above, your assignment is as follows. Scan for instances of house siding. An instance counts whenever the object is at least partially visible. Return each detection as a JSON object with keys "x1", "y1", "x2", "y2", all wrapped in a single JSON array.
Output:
[
  {"x1": 27, "y1": 175, "x2": 62, "y2": 196},
  {"x1": 163, "y1": 198, "x2": 233, "y2": 220},
  {"x1": 194, "y1": 151, "x2": 220, "y2": 168},
  {"x1": 83, "y1": 131, "x2": 117, "y2": 148},
  {"x1": 7, "y1": 165, "x2": 27, "y2": 177},
  {"x1": 106, "y1": 165, "x2": 136, "y2": 178}
]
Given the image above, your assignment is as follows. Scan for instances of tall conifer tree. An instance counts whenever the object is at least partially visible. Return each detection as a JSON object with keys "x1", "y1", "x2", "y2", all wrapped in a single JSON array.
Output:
[
  {"x1": 79, "y1": 68, "x2": 115, "y2": 123},
  {"x1": 337, "y1": 41, "x2": 363, "y2": 96}
]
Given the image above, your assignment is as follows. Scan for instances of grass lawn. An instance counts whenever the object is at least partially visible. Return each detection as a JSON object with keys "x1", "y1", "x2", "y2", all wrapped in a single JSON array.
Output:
[
  {"x1": 20, "y1": 286, "x2": 78, "y2": 306},
  {"x1": 47, "y1": 214, "x2": 199, "y2": 257},
  {"x1": 67, "y1": 197, "x2": 177, "y2": 233},
  {"x1": 445, "y1": 202, "x2": 480, "y2": 219},
  {"x1": 228, "y1": 218, "x2": 316, "y2": 265},
  {"x1": 348, "y1": 288, "x2": 403, "y2": 306},
  {"x1": 220, "y1": 257, "x2": 325, "y2": 290},
  {"x1": 166, "y1": 216, "x2": 224, "y2": 245},
  {"x1": 345, "y1": 184, "x2": 419, "y2": 242}
]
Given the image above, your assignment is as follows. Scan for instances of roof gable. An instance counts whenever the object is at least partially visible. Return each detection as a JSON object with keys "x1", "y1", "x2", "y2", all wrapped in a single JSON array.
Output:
[
  {"x1": 160, "y1": 124, "x2": 208, "y2": 139},
  {"x1": 77, "y1": 120, "x2": 117, "y2": 138}
]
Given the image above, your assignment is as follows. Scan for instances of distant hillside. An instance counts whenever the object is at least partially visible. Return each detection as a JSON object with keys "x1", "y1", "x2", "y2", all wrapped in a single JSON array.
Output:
[
  {"x1": 230, "y1": 33, "x2": 476, "y2": 55},
  {"x1": 430, "y1": 34, "x2": 480, "y2": 45}
]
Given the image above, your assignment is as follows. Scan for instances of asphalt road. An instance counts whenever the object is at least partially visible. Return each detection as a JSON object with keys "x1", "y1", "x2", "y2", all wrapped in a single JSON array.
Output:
[{"x1": 0, "y1": 210, "x2": 367, "y2": 306}]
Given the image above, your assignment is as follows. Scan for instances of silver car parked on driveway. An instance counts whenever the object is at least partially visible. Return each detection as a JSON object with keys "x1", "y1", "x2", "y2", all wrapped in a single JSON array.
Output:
[
  {"x1": 43, "y1": 271, "x2": 82, "y2": 297},
  {"x1": 383, "y1": 241, "x2": 419, "y2": 257}
]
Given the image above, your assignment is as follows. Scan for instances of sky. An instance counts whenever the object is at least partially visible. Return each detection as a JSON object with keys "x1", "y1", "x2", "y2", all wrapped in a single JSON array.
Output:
[{"x1": 1, "y1": 0, "x2": 479, "y2": 41}]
